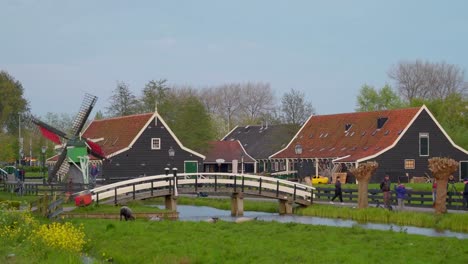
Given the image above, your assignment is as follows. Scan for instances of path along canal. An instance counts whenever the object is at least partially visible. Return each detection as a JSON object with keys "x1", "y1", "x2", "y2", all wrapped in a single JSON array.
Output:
[{"x1": 153, "y1": 205, "x2": 468, "y2": 240}]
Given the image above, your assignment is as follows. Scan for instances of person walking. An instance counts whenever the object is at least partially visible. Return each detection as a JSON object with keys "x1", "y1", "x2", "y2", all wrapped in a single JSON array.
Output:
[
  {"x1": 330, "y1": 176, "x2": 343, "y2": 205},
  {"x1": 395, "y1": 182, "x2": 407, "y2": 210},
  {"x1": 90, "y1": 164, "x2": 99, "y2": 185},
  {"x1": 380, "y1": 174, "x2": 391, "y2": 209}
]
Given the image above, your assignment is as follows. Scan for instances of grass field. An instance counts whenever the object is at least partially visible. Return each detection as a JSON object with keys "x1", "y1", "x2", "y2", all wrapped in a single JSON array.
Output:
[
  {"x1": 2, "y1": 218, "x2": 468, "y2": 264},
  {"x1": 2, "y1": 192, "x2": 468, "y2": 263}
]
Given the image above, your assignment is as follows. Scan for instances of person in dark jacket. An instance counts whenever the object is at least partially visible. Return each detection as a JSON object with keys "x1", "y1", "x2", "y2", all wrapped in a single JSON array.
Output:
[
  {"x1": 394, "y1": 183, "x2": 407, "y2": 210},
  {"x1": 380, "y1": 174, "x2": 391, "y2": 208},
  {"x1": 330, "y1": 176, "x2": 343, "y2": 205},
  {"x1": 462, "y1": 179, "x2": 468, "y2": 209},
  {"x1": 120, "y1": 206, "x2": 135, "y2": 221}
]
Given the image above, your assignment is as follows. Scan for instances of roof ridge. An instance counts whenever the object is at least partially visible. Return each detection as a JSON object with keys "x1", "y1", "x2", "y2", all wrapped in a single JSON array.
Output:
[
  {"x1": 92, "y1": 112, "x2": 154, "y2": 122},
  {"x1": 312, "y1": 106, "x2": 421, "y2": 118}
]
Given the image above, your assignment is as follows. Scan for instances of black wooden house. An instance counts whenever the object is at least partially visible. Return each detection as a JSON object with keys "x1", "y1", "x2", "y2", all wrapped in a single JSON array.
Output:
[
  {"x1": 270, "y1": 106, "x2": 468, "y2": 183},
  {"x1": 82, "y1": 112, "x2": 205, "y2": 182}
]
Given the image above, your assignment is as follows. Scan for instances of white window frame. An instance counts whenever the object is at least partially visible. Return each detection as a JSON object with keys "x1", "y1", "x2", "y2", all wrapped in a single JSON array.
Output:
[
  {"x1": 404, "y1": 159, "x2": 415, "y2": 170},
  {"x1": 419, "y1": 133, "x2": 429, "y2": 156},
  {"x1": 151, "y1": 138, "x2": 161, "y2": 150},
  {"x1": 274, "y1": 161, "x2": 279, "y2": 171}
]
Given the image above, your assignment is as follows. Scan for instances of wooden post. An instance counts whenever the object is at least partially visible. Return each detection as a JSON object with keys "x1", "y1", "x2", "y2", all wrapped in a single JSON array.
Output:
[
  {"x1": 165, "y1": 195, "x2": 177, "y2": 211},
  {"x1": 231, "y1": 192, "x2": 244, "y2": 217},
  {"x1": 278, "y1": 198, "x2": 293, "y2": 215}
]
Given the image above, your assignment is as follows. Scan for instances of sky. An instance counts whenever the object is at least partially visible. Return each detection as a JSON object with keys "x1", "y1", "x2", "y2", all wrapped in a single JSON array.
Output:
[{"x1": 1, "y1": 0, "x2": 468, "y2": 118}]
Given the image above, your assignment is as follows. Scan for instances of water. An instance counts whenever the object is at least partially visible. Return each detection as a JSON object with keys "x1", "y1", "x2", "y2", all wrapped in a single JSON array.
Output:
[{"x1": 153, "y1": 205, "x2": 468, "y2": 239}]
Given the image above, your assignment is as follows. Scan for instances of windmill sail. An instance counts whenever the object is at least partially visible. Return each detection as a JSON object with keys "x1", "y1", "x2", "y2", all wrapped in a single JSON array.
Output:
[
  {"x1": 71, "y1": 93, "x2": 97, "y2": 137},
  {"x1": 50, "y1": 148, "x2": 68, "y2": 183},
  {"x1": 85, "y1": 139, "x2": 106, "y2": 159},
  {"x1": 38, "y1": 126, "x2": 62, "y2": 145}
]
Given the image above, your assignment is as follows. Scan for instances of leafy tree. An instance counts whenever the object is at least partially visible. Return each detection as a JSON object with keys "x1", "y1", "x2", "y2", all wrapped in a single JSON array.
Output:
[
  {"x1": 140, "y1": 79, "x2": 170, "y2": 113},
  {"x1": 0, "y1": 133, "x2": 18, "y2": 163},
  {"x1": 105, "y1": 81, "x2": 140, "y2": 117},
  {"x1": 280, "y1": 89, "x2": 315, "y2": 125},
  {"x1": 159, "y1": 93, "x2": 215, "y2": 152},
  {"x1": 0, "y1": 71, "x2": 29, "y2": 134},
  {"x1": 356, "y1": 84, "x2": 403, "y2": 111},
  {"x1": 410, "y1": 94, "x2": 468, "y2": 149},
  {"x1": 94, "y1": 110, "x2": 104, "y2": 120}
]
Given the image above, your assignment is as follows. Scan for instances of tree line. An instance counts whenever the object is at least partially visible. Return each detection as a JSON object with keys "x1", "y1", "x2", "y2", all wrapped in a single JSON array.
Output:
[
  {"x1": 0, "y1": 59, "x2": 467, "y2": 163},
  {"x1": 356, "y1": 60, "x2": 468, "y2": 149}
]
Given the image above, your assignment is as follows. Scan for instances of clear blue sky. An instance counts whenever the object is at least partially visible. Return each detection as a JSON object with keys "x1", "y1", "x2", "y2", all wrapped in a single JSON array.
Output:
[{"x1": 1, "y1": 0, "x2": 467, "y2": 117}]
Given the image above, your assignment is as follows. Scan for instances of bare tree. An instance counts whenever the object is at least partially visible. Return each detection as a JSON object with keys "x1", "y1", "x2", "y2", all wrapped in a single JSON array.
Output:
[
  {"x1": 217, "y1": 83, "x2": 242, "y2": 131},
  {"x1": 239, "y1": 82, "x2": 275, "y2": 124},
  {"x1": 388, "y1": 60, "x2": 468, "y2": 101},
  {"x1": 199, "y1": 87, "x2": 221, "y2": 115},
  {"x1": 105, "y1": 81, "x2": 140, "y2": 117},
  {"x1": 281, "y1": 89, "x2": 315, "y2": 125}
]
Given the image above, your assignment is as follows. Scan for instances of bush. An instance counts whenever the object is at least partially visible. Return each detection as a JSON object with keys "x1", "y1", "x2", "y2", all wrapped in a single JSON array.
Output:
[
  {"x1": 29, "y1": 222, "x2": 87, "y2": 253},
  {"x1": 0, "y1": 200, "x2": 21, "y2": 209},
  {"x1": 0, "y1": 205, "x2": 38, "y2": 242}
]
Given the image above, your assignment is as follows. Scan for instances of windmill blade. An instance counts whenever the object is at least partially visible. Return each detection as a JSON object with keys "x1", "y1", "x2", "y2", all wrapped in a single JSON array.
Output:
[
  {"x1": 49, "y1": 147, "x2": 68, "y2": 183},
  {"x1": 85, "y1": 139, "x2": 107, "y2": 160},
  {"x1": 71, "y1": 93, "x2": 97, "y2": 137},
  {"x1": 28, "y1": 116, "x2": 68, "y2": 144}
]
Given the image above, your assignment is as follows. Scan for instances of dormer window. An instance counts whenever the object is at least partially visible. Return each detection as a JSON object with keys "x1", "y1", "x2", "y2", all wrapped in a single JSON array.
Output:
[
  {"x1": 345, "y1": 123, "x2": 352, "y2": 132},
  {"x1": 377, "y1": 117, "x2": 388, "y2": 129}
]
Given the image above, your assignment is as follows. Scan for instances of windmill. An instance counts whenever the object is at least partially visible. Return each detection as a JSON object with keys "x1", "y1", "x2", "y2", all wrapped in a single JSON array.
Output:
[{"x1": 29, "y1": 93, "x2": 106, "y2": 185}]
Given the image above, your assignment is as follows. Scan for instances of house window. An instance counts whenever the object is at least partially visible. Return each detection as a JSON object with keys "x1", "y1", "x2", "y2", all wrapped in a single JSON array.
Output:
[
  {"x1": 404, "y1": 159, "x2": 415, "y2": 169},
  {"x1": 419, "y1": 133, "x2": 429, "y2": 156},
  {"x1": 151, "y1": 138, "x2": 161, "y2": 150},
  {"x1": 274, "y1": 162, "x2": 279, "y2": 171}
]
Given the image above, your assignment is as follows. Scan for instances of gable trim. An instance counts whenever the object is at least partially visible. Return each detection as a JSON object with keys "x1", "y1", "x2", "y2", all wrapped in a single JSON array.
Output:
[
  {"x1": 238, "y1": 140, "x2": 257, "y2": 162},
  {"x1": 269, "y1": 114, "x2": 314, "y2": 159},
  {"x1": 155, "y1": 113, "x2": 206, "y2": 159},
  {"x1": 106, "y1": 113, "x2": 206, "y2": 160},
  {"x1": 420, "y1": 105, "x2": 468, "y2": 155},
  {"x1": 356, "y1": 106, "x2": 424, "y2": 163},
  {"x1": 221, "y1": 125, "x2": 239, "y2": 141},
  {"x1": 357, "y1": 105, "x2": 468, "y2": 163}
]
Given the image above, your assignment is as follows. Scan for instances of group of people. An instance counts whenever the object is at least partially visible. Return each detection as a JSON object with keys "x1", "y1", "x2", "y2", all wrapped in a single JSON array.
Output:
[{"x1": 328, "y1": 174, "x2": 408, "y2": 210}]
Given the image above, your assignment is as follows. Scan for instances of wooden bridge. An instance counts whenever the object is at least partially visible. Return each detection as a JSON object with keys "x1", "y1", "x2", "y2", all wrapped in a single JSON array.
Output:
[{"x1": 81, "y1": 173, "x2": 316, "y2": 216}]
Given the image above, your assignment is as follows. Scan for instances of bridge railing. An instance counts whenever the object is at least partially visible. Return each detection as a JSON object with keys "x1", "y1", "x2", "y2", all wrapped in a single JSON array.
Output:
[{"x1": 83, "y1": 173, "x2": 316, "y2": 205}]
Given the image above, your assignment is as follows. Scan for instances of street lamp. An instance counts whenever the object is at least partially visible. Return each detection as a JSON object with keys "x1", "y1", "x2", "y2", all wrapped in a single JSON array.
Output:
[
  {"x1": 41, "y1": 146, "x2": 47, "y2": 183},
  {"x1": 168, "y1": 146, "x2": 177, "y2": 196},
  {"x1": 294, "y1": 143, "x2": 302, "y2": 179},
  {"x1": 241, "y1": 153, "x2": 244, "y2": 174}
]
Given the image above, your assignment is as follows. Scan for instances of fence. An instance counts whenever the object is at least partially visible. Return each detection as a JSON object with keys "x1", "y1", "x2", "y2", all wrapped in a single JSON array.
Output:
[
  {"x1": 3, "y1": 182, "x2": 93, "y2": 196},
  {"x1": 314, "y1": 186, "x2": 465, "y2": 209},
  {"x1": 30, "y1": 194, "x2": 64, "y2": 219}
]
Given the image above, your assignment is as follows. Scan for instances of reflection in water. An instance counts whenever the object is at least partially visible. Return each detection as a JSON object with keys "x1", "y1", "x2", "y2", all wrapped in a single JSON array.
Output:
[{"x1": 153, "y1": 205, "x2": 468, "y2": 239}]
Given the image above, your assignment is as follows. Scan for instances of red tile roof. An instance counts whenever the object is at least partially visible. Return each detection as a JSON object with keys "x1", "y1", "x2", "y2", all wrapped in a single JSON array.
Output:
[
  {"x1": 82, "y1": 113, "x2": 154, "y2": 157},
  {"x1": 270, "y1": 107, "x2": 422, "y2": 162},
  {"x1": 204, "y1": 141, "x2": 256, "y2": 163}
]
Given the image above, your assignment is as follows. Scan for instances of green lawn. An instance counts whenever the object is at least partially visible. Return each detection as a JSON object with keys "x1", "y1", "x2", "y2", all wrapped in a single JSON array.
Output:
[{"x1": 3, "y1": 219, "x2": 466, "y2": 264}]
